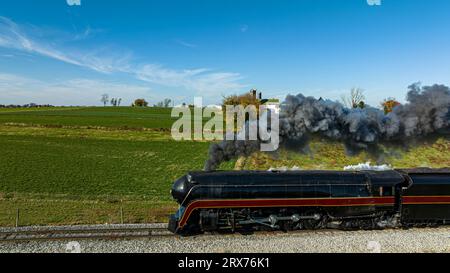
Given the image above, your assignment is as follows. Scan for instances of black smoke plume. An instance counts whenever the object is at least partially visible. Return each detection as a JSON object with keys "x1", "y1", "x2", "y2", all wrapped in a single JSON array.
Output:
[{"x1": 204, "y1": 83, "x2": 450, "y2": 171}]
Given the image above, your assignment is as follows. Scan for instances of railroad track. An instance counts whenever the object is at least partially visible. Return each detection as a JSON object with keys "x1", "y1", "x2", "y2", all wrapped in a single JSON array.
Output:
[
  {"x1": 0, "y1": 224, "x2": 354, "y2": 242},
  {"x1": 3, "y1": 223, "x2": 433, "y2": 243},
  {"x1": 0, "y1": 224, "x2": 172, "y2": 242}
]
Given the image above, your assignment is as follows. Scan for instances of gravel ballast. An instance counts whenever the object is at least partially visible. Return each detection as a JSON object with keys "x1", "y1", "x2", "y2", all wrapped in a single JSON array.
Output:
[{"x1": 1, "y1": 227, "x2": 450, "y2": 253}]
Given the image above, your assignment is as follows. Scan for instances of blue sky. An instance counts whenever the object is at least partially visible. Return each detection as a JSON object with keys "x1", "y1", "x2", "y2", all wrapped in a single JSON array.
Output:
[{"x1": 1, "y1": 0, "x2": 450, "y2": 106}]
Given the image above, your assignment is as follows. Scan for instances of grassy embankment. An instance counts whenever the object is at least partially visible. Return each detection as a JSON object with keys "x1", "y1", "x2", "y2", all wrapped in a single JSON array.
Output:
[{"x1": 236, "y1": 138, "x2": 450, "y2": 170}]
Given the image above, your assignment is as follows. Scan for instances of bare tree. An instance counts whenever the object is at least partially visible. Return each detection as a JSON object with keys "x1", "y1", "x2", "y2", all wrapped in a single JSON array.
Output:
[
  {"x1": 101, "y1": 94, "x2": 109, "y2": 107},
  {"x1": 154, "y1": 98, "x2": 173, "y2": 108},
  {"x1": 341, "y1": 88, "x2": 366, "y2": 109},
  {"x1": 163, "y1": 98, "x2": 172, "y2": 108}
]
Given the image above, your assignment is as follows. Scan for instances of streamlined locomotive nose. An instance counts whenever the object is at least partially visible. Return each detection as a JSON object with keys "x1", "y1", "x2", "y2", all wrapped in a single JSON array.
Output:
[{"x1": 171, "y1": 176, "x2": 189, "y2": 203}]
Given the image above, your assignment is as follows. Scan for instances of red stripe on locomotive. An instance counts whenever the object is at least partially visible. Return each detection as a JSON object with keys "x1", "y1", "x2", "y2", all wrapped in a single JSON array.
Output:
[{"x1": 403, "y1": 196, "x2": 450, "y2": 204}]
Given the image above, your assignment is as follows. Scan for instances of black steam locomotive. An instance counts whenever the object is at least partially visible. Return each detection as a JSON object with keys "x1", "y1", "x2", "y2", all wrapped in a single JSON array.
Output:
[{"x1": 168, "y1": 169, "x2": 450, "y2": 235}]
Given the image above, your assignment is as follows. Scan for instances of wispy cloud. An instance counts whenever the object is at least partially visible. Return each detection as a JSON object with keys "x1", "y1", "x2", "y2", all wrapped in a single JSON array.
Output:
[
  {"x1": 136, "y1": 65, "x2": 246, "y2": 96},
  {"x1": 0, "y1": 73, "x2": 154, "y2": 106},
  {"x1": 0, "y1": 17, "x2": 246, "y2": 97},
  {"x1": 0, "y1": 17, "x2": 129, "y2": 73},
  {"x1": 66, "y1": 0, "x2": 81, "y2": 6},
  {"x1": 73, "y1": 26, "x2": 103, "y2": 41},
  {"x1": 240, "y1": 24, "x2": 249, "y2": 33},
  {"x1": 174, "y1": 39, "x2": 197, "y2": 48}
]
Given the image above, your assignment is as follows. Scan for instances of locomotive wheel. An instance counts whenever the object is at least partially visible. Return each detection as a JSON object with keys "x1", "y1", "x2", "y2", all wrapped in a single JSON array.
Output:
[
  {"x1": 178, "y1": 226, "x2": 204, "y2": 237},
  {"x1": 179, "y1": 213, "x2": 204, "y2": 236},
  {"x1": 238, "y1": 226, "x2": 256, "y2": 235},
  {"x1": 301, "y1": 211, "x2": 325, "y2": 230},
  {"x1": 302, "y1": 219, "x2": 320, "y2": 230},
  {"x1": 279, "y1": 221, "x2": 294, "y2": 232},
  {"x1": 340, "y1": 218, "x2": 381, "y2": 230}
]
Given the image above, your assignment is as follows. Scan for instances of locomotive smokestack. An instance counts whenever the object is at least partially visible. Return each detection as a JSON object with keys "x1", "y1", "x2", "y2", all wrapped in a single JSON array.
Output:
[{"x1": 204, "y1": 83, "x2": 450, "y2": 171}]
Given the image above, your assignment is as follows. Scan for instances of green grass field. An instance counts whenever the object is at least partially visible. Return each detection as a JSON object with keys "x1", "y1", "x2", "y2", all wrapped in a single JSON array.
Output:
[
  {"x1": 0, "y1": 107, "x2": 177, "y2": 129},
  {"x1": 0, "y1": 107, "x2": 448, "y2": 227},
  {"x1": 0, "y1": 107, "x2": 234, "y2": 226}
]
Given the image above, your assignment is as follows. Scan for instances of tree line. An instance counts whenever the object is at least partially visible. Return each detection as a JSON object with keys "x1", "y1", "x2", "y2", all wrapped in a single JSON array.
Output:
[
  {"x1": 0, "y1": 103, "x2": 54, "y2": 108},
  {"x1": 339, "y1": 87, "x2": 401, "y2": 114},
  {"x1": 222, "y1": 88, "x2": 401, "y2": 114},
  {"x1": 100, "y1": 94, "x2": 173, "y2": 108}
]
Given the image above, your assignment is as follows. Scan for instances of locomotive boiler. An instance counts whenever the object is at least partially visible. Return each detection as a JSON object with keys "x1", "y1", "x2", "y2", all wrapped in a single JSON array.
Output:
[{"x1": 168, "y1": 169, "x2": 450, "y2": 235}]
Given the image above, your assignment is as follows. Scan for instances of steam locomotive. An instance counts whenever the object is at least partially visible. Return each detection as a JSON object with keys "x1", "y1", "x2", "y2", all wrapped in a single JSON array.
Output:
[{"x1": 168, "y1": 169, "x2": 450, "y2": 235}]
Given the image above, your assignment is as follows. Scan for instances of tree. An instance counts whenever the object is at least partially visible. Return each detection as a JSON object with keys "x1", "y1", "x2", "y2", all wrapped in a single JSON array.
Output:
[
  {"x1": 164, "y1": 98, "x2": 172, "y2": 108},
  {"x1": 381, "y1": 98, "x2": 401, "y2": 114},
  {"x1": 134, "y1": 98, "x2": 148, "y2": 107},
  {"x1": 222, "y1": 91, "x2": 261, "y2": 108},
  {"x1": 154, "y1": 98, "x2": 173, "y2": 108},
  {"x1": 101, "y1": 94, "x2": 109, "y2": 107},
  {"x1": 110, "y1": 98, "x2": 122, "y2": 107},
  {"x1": 341, "y1": 88, "x2": 365, "y2": 109},
  {"x1": 222, "y1": 90, "x2": 262, "y2": 127}
]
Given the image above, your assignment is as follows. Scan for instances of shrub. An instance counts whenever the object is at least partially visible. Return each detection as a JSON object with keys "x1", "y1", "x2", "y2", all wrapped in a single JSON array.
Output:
[
  {"x1": 381, "y1": 98, "x2": 401, "y2": 114},
  {"x1": 134, "y1": 99, "x2": 148, "y2": 107}
]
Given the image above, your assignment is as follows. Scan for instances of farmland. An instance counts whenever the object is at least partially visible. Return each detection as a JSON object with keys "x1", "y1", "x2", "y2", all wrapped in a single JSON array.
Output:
[
  {"x1": 0, "y1": 107, "x2": 449, "y2": 227},
  {"x1": 0, "y1": 107, "x2": 234, "y2": 226},
  {"x1": 0, "y1": 107, "x2": 178, "y2": 129}
]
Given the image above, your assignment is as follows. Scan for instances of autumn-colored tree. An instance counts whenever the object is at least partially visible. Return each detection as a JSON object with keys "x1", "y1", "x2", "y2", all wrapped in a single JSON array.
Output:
[
  {"x1": 381, "y1": 98, "x2": 401, "y2": 114},
  {"x1": 133, "y1": 98, "x2": 148, "y2": 107},
  {"x1": 223, "y1": 91, "x2": 261, "y2": 108},
  {"x1": 222, "y1": 90, "x2": 262, "y2": 129}
]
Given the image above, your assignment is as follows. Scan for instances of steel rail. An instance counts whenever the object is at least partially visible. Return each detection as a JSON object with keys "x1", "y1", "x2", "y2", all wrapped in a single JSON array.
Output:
[{"x1": 0, "y1": 224, "x2": 172, "y2": 242}]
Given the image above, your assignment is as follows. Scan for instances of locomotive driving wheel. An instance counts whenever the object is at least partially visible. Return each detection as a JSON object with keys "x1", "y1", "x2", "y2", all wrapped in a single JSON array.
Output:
[{"x1": 300, "y1": 210, "x2": 325, "y2": 230}]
